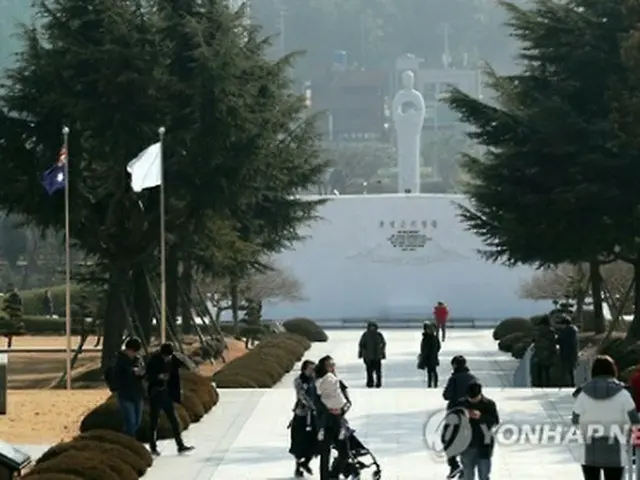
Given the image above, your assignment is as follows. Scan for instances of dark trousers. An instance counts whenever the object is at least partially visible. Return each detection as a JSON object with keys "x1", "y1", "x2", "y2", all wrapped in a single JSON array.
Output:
[
  {"x1": 427, "y1": 366, "x2": 438, "y2": 388},
  {"x1": 149, "y1": 391, "x2": 184, "y2": 450},
  {"x1": 364, "y1": 359, "x2": 382, "y2": 387},
  {"x1": 581, "y1": 465, "x2": 623, "y2": 480},
  {"x1": 536, "y1": 364, "x2": 551, "y2": 387},
  {"x1": 319, "y1": 415, "x2": 347, "y2": 480},
  {"x1": 561, "y1": 361, "x2": 575, "y2": 387},
  {"x1": 118, "y1": 395, "x2": 143, "y2": 437},
  {"x1": 436, "y1": 323, "x2": 446, "y2": 342},
  {"x1": 448, "y1": 455, "x2": 460, "y2": 469}
]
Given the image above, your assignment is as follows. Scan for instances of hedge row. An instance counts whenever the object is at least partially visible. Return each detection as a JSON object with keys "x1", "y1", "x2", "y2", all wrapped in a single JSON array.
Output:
[
  {"x1": 23, "y1": 430, "x2": 152, "y2": 480},
  {"x1": 19, "y1": 285, "x2": 87, "y2": 317},
  {"x1": 218, "y1": 318, "x2": 328, "y2": 344},
  {"x1": 212, "y1": 332, "x2": 311, "y2": 388},
  {"x1": 0, "y1": 315, "x2": 94, "y2": 335}
]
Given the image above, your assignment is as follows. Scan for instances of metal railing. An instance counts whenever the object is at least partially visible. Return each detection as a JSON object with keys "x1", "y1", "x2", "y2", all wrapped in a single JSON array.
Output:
[{"x1": 512, "y1": 344, "x2": 534, "y2": 386}]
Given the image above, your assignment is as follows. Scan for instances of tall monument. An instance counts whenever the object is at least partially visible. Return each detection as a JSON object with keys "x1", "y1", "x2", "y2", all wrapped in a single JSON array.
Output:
[{"x1": 392, "y1": 71, "x2": 425, "y2": 193}]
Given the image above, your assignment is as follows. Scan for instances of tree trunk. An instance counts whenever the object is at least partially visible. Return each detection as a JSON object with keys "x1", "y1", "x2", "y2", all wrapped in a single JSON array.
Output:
[
  {"x1": 230, "y1": 279, "x2": 240, "y2": 333},
  {"x1": 100, "y1": 266, "x2": 129, "y2": 369},
  {"x1": 132, "y1": 267, "x2": 152, "y2": 344},
  {"x1": 166, "y1": 248, "x2": 179, "y2": 336},
  {"x1": 589, "y1": 260, "x2": 605, "y2": 334},
  {"x1": 627, "y1": 259, "x2": 640, "y2": 340},
  {"x1": 179, "y1": 259, "x2": 194, "y2": 335}
]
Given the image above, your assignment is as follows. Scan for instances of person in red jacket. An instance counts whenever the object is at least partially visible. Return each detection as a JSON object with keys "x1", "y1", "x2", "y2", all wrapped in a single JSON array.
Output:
[
  {"x1": 628, "y1": 367, "x2": 640, "y2": 412},
  {"x1": 433, "y1": 301, "x2": 449, "y2": 342}
]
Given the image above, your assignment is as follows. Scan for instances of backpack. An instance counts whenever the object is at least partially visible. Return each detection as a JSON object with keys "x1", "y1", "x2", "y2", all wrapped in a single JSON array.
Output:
[{"x1": 104, "y1": 353, "x2": 120, "y2": 392}]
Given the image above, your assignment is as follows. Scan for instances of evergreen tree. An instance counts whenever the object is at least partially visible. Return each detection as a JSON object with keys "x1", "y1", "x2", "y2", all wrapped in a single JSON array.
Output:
[
  {"x1": 0, "y1": 0, "x2": 325, "y2": 364},
  {"x1": 446, "y1": 0, "x2": 640, "y2": 333}
]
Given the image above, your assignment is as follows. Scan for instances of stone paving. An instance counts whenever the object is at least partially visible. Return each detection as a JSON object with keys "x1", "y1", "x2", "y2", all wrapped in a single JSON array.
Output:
[{"x1": 144, "y1": 329, "x2": 590, "y2": 479}]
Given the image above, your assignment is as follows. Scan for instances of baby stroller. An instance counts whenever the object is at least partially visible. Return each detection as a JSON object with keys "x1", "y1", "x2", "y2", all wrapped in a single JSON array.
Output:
[
  {"x1": 328, "y1": 420, "x2": 382, "y2": 480},
  {"x1": 326, "y1": 382, "x2": 382, "y2": 480}
]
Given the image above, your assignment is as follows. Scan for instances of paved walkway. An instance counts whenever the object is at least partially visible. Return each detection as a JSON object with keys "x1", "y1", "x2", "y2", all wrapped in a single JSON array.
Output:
[{"x1": 144, "y1": 329, "x2": 588, "y2": 479}]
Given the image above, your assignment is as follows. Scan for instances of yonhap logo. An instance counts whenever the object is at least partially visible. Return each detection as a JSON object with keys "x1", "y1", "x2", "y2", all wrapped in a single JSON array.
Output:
[
  {"x1": 423, "y1": 407, "x2": 640, "y2": 457},
  {"x1": 422, "y1": 408, "x2": 473, "y2": 458}
]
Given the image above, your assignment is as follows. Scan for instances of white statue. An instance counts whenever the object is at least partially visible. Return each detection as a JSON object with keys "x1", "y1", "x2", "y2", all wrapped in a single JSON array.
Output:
[{"x1": 392, "y1": 71, "x2": 425, "y2": 194}]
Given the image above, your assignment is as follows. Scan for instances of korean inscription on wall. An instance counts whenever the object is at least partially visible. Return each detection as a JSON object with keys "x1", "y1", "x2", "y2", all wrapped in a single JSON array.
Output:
[{"x1": 379, "y1": 219, "x2": 437, "y2": 252}]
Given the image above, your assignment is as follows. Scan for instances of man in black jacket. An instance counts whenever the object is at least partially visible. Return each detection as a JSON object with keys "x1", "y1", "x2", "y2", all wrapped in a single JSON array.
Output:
[
  {"x1": 358, "y1": 321, "x2": 386, "y2": 388},
  {"x1": 442, "y1": 355, "x2": 477, "y2": 479},
  {"x1": 146, "y1": 343, "x2": 194, "y2": 455},
  {"x1": 454, "y1": 382, "x2": 499, "y2": 480},
  {"x1": 114, "y1": 337, "x2": 146, "y2": 437},
  {"x1": 556, "y1": 316, "x2": 579, "y2": 386}
]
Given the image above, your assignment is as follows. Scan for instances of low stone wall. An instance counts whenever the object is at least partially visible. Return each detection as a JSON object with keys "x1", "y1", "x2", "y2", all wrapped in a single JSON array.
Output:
[{"x1": 314, "y1": 317, "x2": 501, "y2": 329}]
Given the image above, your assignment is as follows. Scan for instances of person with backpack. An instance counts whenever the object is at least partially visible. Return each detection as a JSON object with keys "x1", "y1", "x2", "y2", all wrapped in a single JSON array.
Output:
[
  {"x1": 146, "y1": 343, "x2": 194, "y2": 455},
  {"x1": 434, "y1": 301, "x2": 449, "y2": 342},
  {"x1": 108, "y1": 337, "x2": 146, "y2": 437},
  {"x1": 418, "y1": 322, "x2": 441, "y2": 388},
  {"x1": 442, "y1": 355, "x2": 478, "y2": 479}
]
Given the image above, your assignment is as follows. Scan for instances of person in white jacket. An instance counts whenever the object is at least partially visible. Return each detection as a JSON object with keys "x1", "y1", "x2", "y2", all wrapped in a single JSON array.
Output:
[
  {"x1": 572, "y1": 355, "x2": 640, "y2": 480},
  {"x1": 315, "y1": 355, "x2": 350, "y2": 480}
]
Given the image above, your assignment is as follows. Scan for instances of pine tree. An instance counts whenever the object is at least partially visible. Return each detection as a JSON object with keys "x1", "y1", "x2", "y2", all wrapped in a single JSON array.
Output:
[{"x1": 446, "y1": 0, "x2": 640, "y2": 334}]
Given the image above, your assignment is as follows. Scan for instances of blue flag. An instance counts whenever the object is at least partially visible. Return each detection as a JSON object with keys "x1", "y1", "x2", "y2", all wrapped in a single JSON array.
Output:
[
  {"x1": 41, "y1": 163, "x2": 66, "y2": 195},
  {"x1": 41, "y1": 146, "x2": 67, "y2": 195}
]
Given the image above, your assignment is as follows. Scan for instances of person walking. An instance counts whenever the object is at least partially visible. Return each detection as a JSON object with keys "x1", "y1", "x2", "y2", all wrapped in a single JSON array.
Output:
[
  {"x1": 556, "y1": 315, "x2": 579, "y2": 386},
  {"x1": 315, "y1": 355, "x2": 350, "y2": 480},
  {"x1": 533, "y1": 315, "x2": 557, "y2": 387},
  {"x1": 455, "y1": 382, "x2": 500, "y2": 480},
  {"x1": 111, "y1": 337, "x2": 146, "y2": 437},
  {"x1": 358, "y1": 321, "x2": 386, "y2": 388},
  {"x1": 442, "y1": 355, "x2": 478, "y2": 479},
  {"x1": 572, "y1": 355, "x2": 639, "y2": 480},
  {"x1": 418, "y1": 322, "x2": 441, "y2": 388},
  {"x1": 434, "y1": 301, "x2": 449, "y2": 342},
  {"x1": 42, "y1": 289, "x2": 53, "y2": 318},
  {"x1": 146, "y1": 343, "x2": 194, "y2": 455},
  {"x1": 289, "y1": 360, "x2": 318, "y2": 477}
]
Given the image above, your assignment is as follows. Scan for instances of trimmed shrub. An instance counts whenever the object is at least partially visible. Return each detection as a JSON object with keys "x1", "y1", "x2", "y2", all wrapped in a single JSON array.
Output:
[
  {"x1": 282, "y1": 317, "x2": 328, "y2": 342},
  {"x1": 22, "y1": 475, "x2": 83, "y2": 480},
  {"x1": 181, "y1": 370, "x2": 218, "y2": 412},
  {"x1": 79, "y1": 397, "x2": 190, "y2": 442},
  {"x1": 25, "y1": 450, "x2": 133, "y2": 480},
  {"x1": 211, "y1": 374, "x2": 258, "y2": 388},
  {"x1": 213, "y1": 332, "x2": 311, "y2": 388},
  {"x1": 181, "y1": 390, "x2": 206, "y2": 422},
  {"x1": 498, "y1": 332, "x2": 531, "y2": 353},
  {"x1": 493, "y1": 317, "x2": 534, "y2": 341},
  {"x1": 512, "y1": 341, "x2": 532, "y2": 359},
  {"x1": 35, "y1": 440, "x2": 147, "y2": 476},
  {"x1": 73, "y1": 430, "x2": 152, "y2": 467},
  {"x1": 22, "y1": 475, "x2": 84, "y2": 480}
]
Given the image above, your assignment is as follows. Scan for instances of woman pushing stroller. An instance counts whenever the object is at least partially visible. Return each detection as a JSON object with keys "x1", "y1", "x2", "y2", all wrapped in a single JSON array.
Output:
[{"x1": 314, "y1": 355, "x2": 354, "y2": 479}]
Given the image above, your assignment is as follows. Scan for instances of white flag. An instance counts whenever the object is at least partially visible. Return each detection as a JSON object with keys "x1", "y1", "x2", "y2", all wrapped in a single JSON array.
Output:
[{"x1": 127, "y1": 142, "x2": 162, "y2": 192}]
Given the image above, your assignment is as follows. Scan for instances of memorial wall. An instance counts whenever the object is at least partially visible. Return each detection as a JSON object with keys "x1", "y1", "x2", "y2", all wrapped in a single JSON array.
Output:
[{"x1": 261, "y1": 193, "x2": 545, "y2": 322}]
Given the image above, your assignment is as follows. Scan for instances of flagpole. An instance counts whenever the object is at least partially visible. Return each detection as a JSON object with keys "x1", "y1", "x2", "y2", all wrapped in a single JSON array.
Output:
[
  {"x1": 62, "y1": 125, "x2": 71, "y2": 391},
  {"x1": 158, "y1": 127, "x2": 166, "y2": 344}
]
